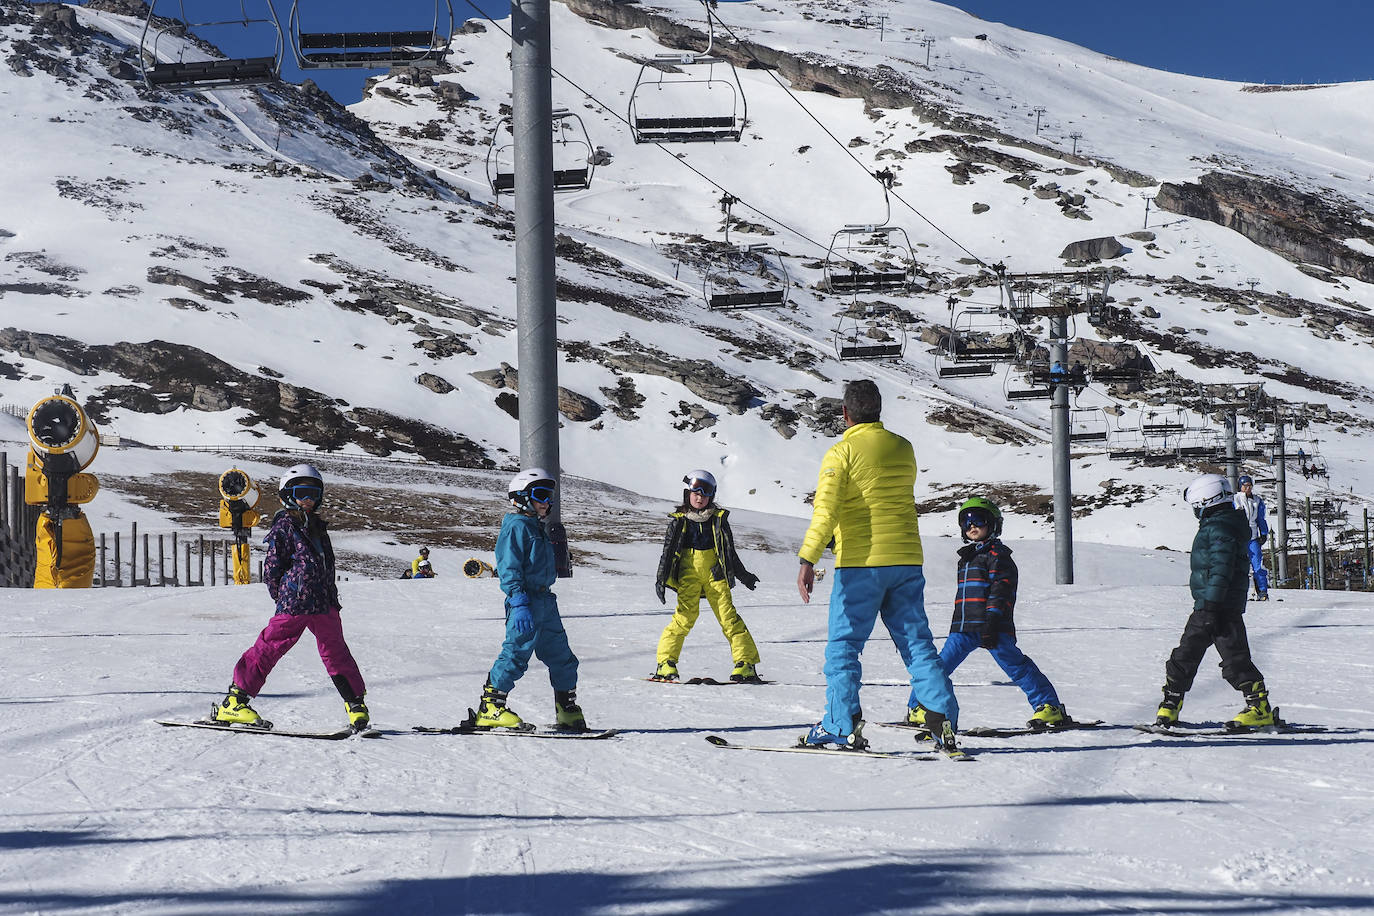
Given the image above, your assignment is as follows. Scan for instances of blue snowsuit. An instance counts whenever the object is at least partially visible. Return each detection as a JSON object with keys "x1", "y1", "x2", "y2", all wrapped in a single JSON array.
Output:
[
  {"x1": 487, "y1": 511, "x2": 578, "y2": 693},
  {"x1": 909, "y1": 537, "x2": 1059, "y2": 711}
]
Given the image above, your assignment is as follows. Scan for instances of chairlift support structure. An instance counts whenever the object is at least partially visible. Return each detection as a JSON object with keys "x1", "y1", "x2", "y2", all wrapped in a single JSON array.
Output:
[
  {"x1": 823, "y1": 170, "x2": 915, "y2": 295},
  {"x1": 139, "y1": 0, "x2": 285, "y2": 90},
  {"x1": 627, "y1": 1, "x2": 746, "y2": 143},
  {"x1": 1004, "y1": 268, "x2": 1110, "y2": 323},
  {"x1": 486, "y1": 109, "x2": 595, "y2": 196},
  {"x1": 288, "y1": 0, "x2": 454, "y2": 70}
]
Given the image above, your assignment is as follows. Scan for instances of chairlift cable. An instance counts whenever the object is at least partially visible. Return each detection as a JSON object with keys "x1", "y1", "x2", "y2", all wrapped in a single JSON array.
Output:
[{"x1": 705, "y1": 9, "x2": 992, "y2": 270}]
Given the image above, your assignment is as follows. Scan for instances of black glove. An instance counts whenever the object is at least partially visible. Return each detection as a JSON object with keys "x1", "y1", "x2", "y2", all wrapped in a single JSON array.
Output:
[
  {"x1": 979, "y1": 614, "x2": 1002, "y2": 649},
  {"x1": 655, "y1": 581, "x2": 666, "y2": 605},
  {"x1": 738, "y1": 571, "x2": 759, "y2": 591}
]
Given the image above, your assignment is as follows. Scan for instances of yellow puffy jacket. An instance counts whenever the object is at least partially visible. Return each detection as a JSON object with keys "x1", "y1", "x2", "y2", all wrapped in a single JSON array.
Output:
[{"x1": 798, "y1": 421, "x2": 924, "y2": 568}]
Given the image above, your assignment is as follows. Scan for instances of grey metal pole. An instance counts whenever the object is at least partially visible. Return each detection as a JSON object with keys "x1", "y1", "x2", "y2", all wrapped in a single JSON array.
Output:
[
  {"x1": 1304, "y1": 497, "x2": 1312, "y2": 588},
  {"x1": 1050, "y1": 314, "x2": 1073, "y2": 584},
  {"x1": 1274, "y1": 414, "x2": 1288, "y2": 585},
  {"x1": 1364, "y1": 507, "x2": 1370, "y2": 584},
  {"x1": 1224, "y1": 411, "x2": 1238, "y2": 491},
  {"x1": 1317, "y1": 515, "x2": 1327, "y2": 590},
  {"x1": 511, "y1": 0, "x2": 571, "y2": 576}
]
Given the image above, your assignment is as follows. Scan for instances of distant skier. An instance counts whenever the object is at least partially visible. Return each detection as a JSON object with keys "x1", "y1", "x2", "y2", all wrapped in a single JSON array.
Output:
[
  {"x1": 213, "y1": 464, "x2": 370, "y2": 732},
  {"x1": 908, "y1": 496, "x2": 1068, "y2": 730},
  {"x1": 652, "y1": 469, "x2": 761, "y2": 683},
  {"x1": 411, "y1": 546, "x2": 432, "y2": 577},
  {"x1": 1155, "y1": 474, "x2": 1276, "y2": 729},
  {"x1": 1233, "y1": 474, "x2": 1270, "y2": 600},
  {"x1": 412, "y1": 559, "x2": 436, "y2": 579},
  {"x1": 465, "y1": 469, "x2": 587, "y2": 732}
]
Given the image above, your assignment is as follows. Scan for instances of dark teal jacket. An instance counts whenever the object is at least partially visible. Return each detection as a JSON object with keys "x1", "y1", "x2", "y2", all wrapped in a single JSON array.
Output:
[{"x1": 1188, "y1": 504, "x2": 1251, "y2": 613}]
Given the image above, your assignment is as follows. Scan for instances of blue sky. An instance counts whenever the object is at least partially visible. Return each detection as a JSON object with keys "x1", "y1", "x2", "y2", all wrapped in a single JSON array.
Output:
[
  {"x1": 151, "y1": 0, "x2": 1372, "y2": 104},
  {"x1": 940, "y1": 1, "x2": 1373, "y2": 86}
]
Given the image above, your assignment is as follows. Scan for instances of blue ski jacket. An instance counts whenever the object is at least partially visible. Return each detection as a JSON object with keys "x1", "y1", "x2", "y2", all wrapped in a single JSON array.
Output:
[{"x1": 495, "y1": 511, "x2": 557, "y2": 605}]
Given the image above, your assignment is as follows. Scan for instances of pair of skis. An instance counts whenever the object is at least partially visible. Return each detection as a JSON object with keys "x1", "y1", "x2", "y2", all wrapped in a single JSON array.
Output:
[
  {"x1": 158, "y1": 718, "x2": 618, "y2": 740},
  {"x1": 705, "y1": 717, "x2": 1113, "y2": 759},
  {"x1": 157, "y1": 720, "x2": 381, "y2": 740},
  {"x1": 645, "y1": 676, "x2": 775, "y2": 686}
]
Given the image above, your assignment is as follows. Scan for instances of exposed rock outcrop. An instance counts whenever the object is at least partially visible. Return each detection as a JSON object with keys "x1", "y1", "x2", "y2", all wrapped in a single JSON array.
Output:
[
  {"x1": 0, "y1": 328, "x2": 492, "y2": 465},
  {"x1": 1060, "y1": 236, "x2": 1125, "y2": 261},
  {"x1": 1156, "y1": 172, "x2": 1374, "y2": 283}
]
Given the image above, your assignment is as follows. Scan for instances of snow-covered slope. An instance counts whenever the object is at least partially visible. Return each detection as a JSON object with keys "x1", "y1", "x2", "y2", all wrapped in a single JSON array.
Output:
[
  {"x1": 3, "y1": 542, "x2": 1373, "y2": 914},
  {"x1": 3, "y1": 0, "x2": 1374, "y2": 566}
]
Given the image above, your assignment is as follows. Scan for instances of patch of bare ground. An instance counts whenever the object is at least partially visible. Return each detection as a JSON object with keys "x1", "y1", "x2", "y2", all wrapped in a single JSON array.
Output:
[{"x1": 95, "y1": 451, "x2": 695, "y2": 578}]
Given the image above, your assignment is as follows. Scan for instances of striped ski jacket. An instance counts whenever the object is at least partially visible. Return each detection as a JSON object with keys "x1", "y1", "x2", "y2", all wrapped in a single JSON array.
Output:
[{"x1": 949, "y1": 537, "x2": 1017, "y2": 637}]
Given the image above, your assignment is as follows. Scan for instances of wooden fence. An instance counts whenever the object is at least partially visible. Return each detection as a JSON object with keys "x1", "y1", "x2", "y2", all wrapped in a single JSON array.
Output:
[
  {"x1": 2, "y1": 450, "x2": 247, "y2": 588},
  {"x1": 1, "y1": 451, "x2": 40, "y2": 587},
  {"x1": 96, "y1": 526, "x2": 246, "y2": 587}
]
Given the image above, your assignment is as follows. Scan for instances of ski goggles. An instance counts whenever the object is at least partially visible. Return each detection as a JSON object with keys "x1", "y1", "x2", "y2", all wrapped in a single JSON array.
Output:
[
  {"x1": 287, "y1": 484, "x2": 323, "y2": 503},
  {"x1": 960, "y1": 508, "x2": 994, "y2": 530},
  {"x1": 687, "y1": 484, "x2": 714, "y2": 496},
  {"x1": 527, "y1": 484, "x2": 555, "y2": 503}
]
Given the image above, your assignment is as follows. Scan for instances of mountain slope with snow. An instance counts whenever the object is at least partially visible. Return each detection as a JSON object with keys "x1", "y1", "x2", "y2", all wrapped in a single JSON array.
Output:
[{"x1": 3, "y1": 0, "x2": 1374, "y2": 564}]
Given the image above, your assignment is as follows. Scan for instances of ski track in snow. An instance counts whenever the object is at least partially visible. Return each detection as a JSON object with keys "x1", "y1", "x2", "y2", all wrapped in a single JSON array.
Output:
[{"x1": 4, "y1": 559, "x2": 1374, "y2": 914}]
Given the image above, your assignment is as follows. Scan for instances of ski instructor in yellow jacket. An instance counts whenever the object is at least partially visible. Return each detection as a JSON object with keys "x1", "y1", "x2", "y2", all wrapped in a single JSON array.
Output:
[{"x1": 796, "y1": 379, "x2": 960, "y2": 751}]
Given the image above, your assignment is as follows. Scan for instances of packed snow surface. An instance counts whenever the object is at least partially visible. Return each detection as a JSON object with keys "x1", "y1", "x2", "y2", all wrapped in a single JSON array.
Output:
[{"x1": 3, "y1": 532, "x2": 1373, "y2": 914}]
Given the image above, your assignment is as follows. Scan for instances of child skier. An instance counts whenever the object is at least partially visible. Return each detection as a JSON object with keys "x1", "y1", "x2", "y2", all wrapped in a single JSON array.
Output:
[
  {"x1": 213, "y1": 464, "x2": 370, "y2": 732},
  {"x1": 652, "y1": 469, "x2": 761, "y2": 682},
  {"x1": 908, "y1": 496, "x2": 1067, "y2": 730},
  {"x1": 466, "y1": 468, "x2": 587, "y2": 731},
  {"x1": 1156, "y1": 474, "x2": 1276, "y2": 728}
]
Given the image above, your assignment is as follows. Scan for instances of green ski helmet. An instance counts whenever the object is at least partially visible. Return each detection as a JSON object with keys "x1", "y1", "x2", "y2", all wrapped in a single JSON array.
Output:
[{"x1": 957, "y1": 496, "x2": 1003, "y2": 541}]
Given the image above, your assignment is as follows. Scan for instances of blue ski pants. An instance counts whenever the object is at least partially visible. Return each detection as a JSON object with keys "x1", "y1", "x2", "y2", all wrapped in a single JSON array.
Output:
[
  {"x1": 917, "y1": 631, "x2": 1060, "y2": 710},
  {"x1": 822, "y1": 565, "x2": 958, "y2": 737},
  {"x1": 488, "y1": 591, "x2": 578, "y2": 694},
  {"x1": 1247, "y1": 538, "x2": 1269, "y2": 595}
]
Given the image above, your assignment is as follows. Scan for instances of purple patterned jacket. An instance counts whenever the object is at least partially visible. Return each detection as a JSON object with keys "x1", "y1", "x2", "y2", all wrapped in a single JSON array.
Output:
[{"x1": 262, "y1": 509, "x2": 340, "y2": 616}]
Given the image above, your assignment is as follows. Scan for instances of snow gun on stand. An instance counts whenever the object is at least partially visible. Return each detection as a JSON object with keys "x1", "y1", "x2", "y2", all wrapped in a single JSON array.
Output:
[
  {"x1": 463, "y1": 557, "x2": 495, "y2": 578},
  {"x1": 218, "y1": 468, "x2": 261, "y2": 585},
  {"x1": 24, "y1": 386, "x2": 99, "y2": 588}
]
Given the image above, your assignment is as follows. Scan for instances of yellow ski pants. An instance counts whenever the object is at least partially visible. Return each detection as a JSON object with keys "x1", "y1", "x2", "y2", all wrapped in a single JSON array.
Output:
[{"x1": 657, "y1": 548, "x2": 759, "y2": 664}]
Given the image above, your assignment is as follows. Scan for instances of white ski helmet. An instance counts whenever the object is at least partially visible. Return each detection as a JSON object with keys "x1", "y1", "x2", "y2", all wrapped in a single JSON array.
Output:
[
  {"x1": 508, "y1": 467, "x2": 556, "y2": 511},
  {"x1": 279, "y1": 463, "x2": 324, "y2": 508},
  {"x1": 1184, "y1": 473, "x2": 1232, "y2": 514},
  {"x1": 683, "y1": 469, "x2": 717, "y2": 494}
]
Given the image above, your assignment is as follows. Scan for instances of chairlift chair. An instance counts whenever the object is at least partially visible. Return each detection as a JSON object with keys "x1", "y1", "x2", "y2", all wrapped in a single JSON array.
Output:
[
  {"x1": 1140, "y1": 408, "x2": 1187, "y2": 437},
  {"x1": 823, "y1": 171, "x2": 916, "y2": 295},
  {"x1": 289, "y1": 0, "x2": 454, "y2": 70},
  {"x1": 626, "y1": 2, "x2": 746, "y2": 144},
  {"x1": 1004, "y1": 365, "x2": 1053, "y2": 401},
  {"x1": 834, "y1": 305, "x2": 907, "y2": 361},
  {"x1": 948, "y1": 304, "x2": 1022, "y2": 362},
  {"x1": 139, "y1": 0, "x2": 285, "y2": 90},
  {"x1": 1068, "y1": 407, "x2": 1109, "y2": 443},
  {"x1": 704, "y1": 244, "x2": 790, "y2": 311},
  {"x1": 486, "y1": 110, "x2": 595, "y2": 196}
]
